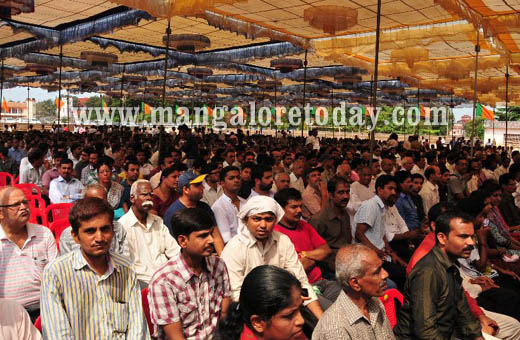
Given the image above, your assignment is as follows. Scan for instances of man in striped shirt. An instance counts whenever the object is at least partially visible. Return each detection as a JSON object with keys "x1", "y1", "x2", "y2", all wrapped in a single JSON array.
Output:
[
  {"x1": 41, "y1": 197, "x2": 150, "y2": 339},
  {"x1": 148, "y1": 207, "x2": 231, "y2": 340},
  {"x1": 0, "y1": 186, "x2": 57, "y2": 322}
]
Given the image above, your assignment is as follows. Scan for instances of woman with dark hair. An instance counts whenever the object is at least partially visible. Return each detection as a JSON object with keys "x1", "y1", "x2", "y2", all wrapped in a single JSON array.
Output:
[
  {"x1": 217, "y1": 265, "x2": 306, "y2": 340},
  {"x1": 151, "y1": 165, "x2": 180, "y2": 217},
  {"x1": 96, "y1": 156, "x2": 124, "y2": 210}
]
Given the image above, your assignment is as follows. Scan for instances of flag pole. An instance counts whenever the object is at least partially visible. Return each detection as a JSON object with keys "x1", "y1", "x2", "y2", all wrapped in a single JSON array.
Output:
[
  {"x1": 57, "y1": 44, "x2": 63, "y2": 142},
  {"x1": 470, "y1": 28, "x2": 481, "y2": 156},
  {"x1": 160, "y1": 18, "x2": 172, "y2": 153},
  {"x1": 301, "y1": 50, "x2": 308, "y2": 137},
  {"x1": 505, "y1": 65, "x2": 510, "y2": 149}
]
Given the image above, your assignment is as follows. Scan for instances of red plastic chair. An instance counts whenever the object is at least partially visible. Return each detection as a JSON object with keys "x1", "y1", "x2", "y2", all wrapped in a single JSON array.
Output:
[
  {"x1": 49, "y1": 218, "x2": 71, "y2": 249},
  {"x1": 141, "y1": 288, "x2": 153, "y2": 335},
  {"x1": 379, "y1": 288, "x2": 403, "y2": 329},
  {"x1": 14, "y1": 183, "x2": 41, "y2": 199},
  {"x1": 34, "y1": 315, "x2": 41, "y2": 332},
  {"x1": 0, "y1": 172, "x2": 14, "y2": 186},
  {"x1": 46, "y1": 203, "x2": 73, "y2": 223},
  {"x1": 29, "y1": 197, "x2": 48, "y2": 227}
]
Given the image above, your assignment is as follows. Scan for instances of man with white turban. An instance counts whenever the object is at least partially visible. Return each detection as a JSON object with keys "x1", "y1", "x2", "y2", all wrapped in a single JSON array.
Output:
[{"x1": 221, "y1": 195, "x2": 324, "y2": 320}]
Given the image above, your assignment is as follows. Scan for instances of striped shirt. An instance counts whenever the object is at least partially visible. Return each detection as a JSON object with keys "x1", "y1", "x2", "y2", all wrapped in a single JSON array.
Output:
[
  {"x1": 148, "y1": 252, "x2": 231, "y2": 340},
  {"x1": 0, "y1": 223, "x2": 57, "y2": 309},
  {"x1": 40, "y1": 248, "x2": 150, "y2": 340}
]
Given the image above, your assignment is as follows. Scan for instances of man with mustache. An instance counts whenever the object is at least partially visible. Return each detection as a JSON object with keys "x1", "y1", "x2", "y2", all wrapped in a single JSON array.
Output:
[
  {"x1": 301, "y1": 166, "x2": 328, "y2": 220},
  {"x1": 248, "y1": 164, "x2": 275, "y2": 198},
  {"x1": 41, "y1": 198, "x2": 150, "y2": 339},
  {"x1": 148, "y1": 208, "x2": 231, "y2": 340},
  {"x1": 274, "y1": 188, "x2": 343, "y2": 310},
  {"x1": 120, "y1": 180, "x2": 180, "y2": 288},
  {"x1": 0, "y1": 187, "x2": 57, "y2": 322},
  {"x1": 394, "y1": 211, "x2": 485, "y2": 340},
  {"x1": 313, "y1": 244, "x2": 395, "y2": 340},
  {"x1": 353, "y1": 174, "x2": 407, "y2": 291}
]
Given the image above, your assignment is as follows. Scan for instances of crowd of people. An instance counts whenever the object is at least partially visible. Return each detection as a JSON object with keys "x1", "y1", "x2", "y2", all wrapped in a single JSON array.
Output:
[{"x1": 1, "y1": 124, "x2": 520, "y2": 340}]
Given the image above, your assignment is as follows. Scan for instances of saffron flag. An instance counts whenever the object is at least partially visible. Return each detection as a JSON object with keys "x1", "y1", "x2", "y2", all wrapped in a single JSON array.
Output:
[
  {"x1": 101, "y1": 98, "x2": 109, "y2": 114},
  {"x1": 420, "y1": 105, "x2": 430, "y2": 119},
  {"x1": 56, "y1": 98, "x2": 65, "y2": 110},
  {"x1": 476, "y1": 103, "x2": 494, "y2": 120},
  {"x1": 141, "y1": 102, "x2": 152, "y2": 115},
  {"x1": 204, "y1": 105, "x2": 213, "y2": 117},
  {"x1": 362, "y1": 105, "x2": 373, "y2": 117},
  {"x1": 176, "y1": 105, "x2": 186, "y2": 116},
  {"x1": 2, "y1": 98, "x2": 8, "y2": 113}
]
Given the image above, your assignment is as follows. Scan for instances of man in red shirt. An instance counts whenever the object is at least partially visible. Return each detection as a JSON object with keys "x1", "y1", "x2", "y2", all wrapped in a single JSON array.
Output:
[{"x1": 274, "y1": 188, "x2": 342, "y2": 310}]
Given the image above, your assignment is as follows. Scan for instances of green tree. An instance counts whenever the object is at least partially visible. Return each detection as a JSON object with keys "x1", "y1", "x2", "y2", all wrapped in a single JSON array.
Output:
[
  {"x1": 35, "y1": 99, "x2": 56, "y2": 118},
  {"x1": 464, "y1": 117, "x2": 486, "y2": 140},
  {"x1": 496, "y1": 106, "x2": 520, "y2": 121}
]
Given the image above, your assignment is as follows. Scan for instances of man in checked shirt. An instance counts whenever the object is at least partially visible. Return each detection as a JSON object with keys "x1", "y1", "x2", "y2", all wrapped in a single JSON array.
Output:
[{"x1": 148, "y1": 207, "x2": 231, "y2": 340}]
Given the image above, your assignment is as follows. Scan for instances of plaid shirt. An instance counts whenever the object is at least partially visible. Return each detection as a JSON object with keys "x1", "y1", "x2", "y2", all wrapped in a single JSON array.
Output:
[{"x1": 148, "y1": 252, "x2": 230, "y2": 340}]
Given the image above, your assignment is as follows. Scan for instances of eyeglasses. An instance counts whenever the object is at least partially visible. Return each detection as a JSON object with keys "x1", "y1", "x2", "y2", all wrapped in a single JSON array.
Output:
[{"x1": 0, "y1": 200, "x2": 30, "y2": 209}]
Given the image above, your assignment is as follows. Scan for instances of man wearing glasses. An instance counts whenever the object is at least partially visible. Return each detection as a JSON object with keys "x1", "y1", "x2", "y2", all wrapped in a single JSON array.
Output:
[{"x1": 0, "y1": 187, "x2": 57, "y2": 322}]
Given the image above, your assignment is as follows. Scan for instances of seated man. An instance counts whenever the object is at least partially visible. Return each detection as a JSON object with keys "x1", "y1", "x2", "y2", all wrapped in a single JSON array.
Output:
[
  {"x1": 148, "y1": 208, "x2": 230, "y2": 340},
  {"x1": 312, "y1": 244, "x2": 395, "y2": 340},
  {"x1": 0, "y1": 187, "x2": 57, "y2": 322},
  {"x1": 221, "y1": 196, "x2": 324, "y2": 320},
  {"x1": 274, "y1": 188, "x2": 342, "y2": 309},
  {"x1": 42, "y1": 151, "x2": 67, "y2": 197},
  {"x1": 59, "y1": 183, "x2": 127, "y2": 257},
  {"x1": 41, "y1": 198, "x2": 150, "y2": 338},
  {"x1": 394, "y1": 211, "x2": 485, "y2": 340},
  {"x1": 120, "y1": 180, "x2": 180, "y2": 287},
  {"x1": 48, "y1": 158, "x2": 84, "y2": 204},
  {"x1": 301, "y1": 166, "x2": 328, "y2": 220},
  {"x1": 0, "y1": 298, "x2": 42, "y2": 340}
]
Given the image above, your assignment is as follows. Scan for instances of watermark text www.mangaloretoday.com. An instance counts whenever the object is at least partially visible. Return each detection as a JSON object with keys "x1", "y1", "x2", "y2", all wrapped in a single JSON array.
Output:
[{"x1": 70, "y1": 101, "x2": 449, "y2": 130}]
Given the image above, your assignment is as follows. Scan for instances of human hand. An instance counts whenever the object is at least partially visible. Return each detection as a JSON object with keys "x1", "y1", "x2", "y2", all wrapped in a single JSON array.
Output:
[{"x1": 478, "y1": 314, "x2": 499, "y2": 336}]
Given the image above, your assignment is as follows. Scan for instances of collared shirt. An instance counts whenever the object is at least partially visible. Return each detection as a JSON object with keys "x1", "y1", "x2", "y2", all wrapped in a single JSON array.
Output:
[
  {"x1": 163, "y1": 200, "x2": 214, "y2": 235},
  {"x1": 120, "y1": 209, "x2": 180, "y2": 283},
  {"x1": 290, "y1": 173, "x2": 305, "y2": 193},
  {"x1": 419, "y1": 179, "x2": 439, "y2": 215},
  {"x1": 346, "y1": 181, "x2": 375, "y2": 225},
  {"x1": 0, "y1": 223, "x2": 57, "y2": 309},
  {"x1": 48, "y1": 176, "x2": 84, "y2": 204},
  {"x1": 395, "y1": 193, "x2": 421, "y2": 230},
  {"x1": 394, "y1": 246, "x2": 482, "y2": 340},
  {"x1": 352, "y1": 195, "x2": 386, "y2": 250},
  {"x1": 301, "y1": 185, "x2": 322, "y2": 220},
  {"x1": 448, "y1": 171, "x2": 467, "y2": 202},
  {"x1": 312, "y1": 290, "x2": 394, "y2": 340},
  {"x1": 201, "y1": 180, "x2": 223, "y2": 207},
  {"x1": 8, "y1": 147, "x2": 26, "y2": 164},
  {"x1": 42, "y1": 168, "x2": 59, "y2": 188},
  {"x1": 212, "y1": 193, "x2": 246, "y2": 243},
  {"x1": 0, "y1": 298, "x2": 42, "y2": 340},
  {"x1": 81, "y1": 164, "x2": 96, "y2": 185},
  {"x1": 384, "y1": 205, "x2": 409, "y2": 242},
  {"x1": 59, "y1": 221, "x2": 128, "y2": 258},
  {"x1": 19, "y1": 162, "x2": 44, "y2": 187},
  {"x1": 221, "y1": 230, "x2": 318, "y2": 304},
  {"x1": 309, "y1": 203, "x2": 351, "y2": 271},
  {"x1": 41, "y1": 249, "x2": 150, "y2": 340},
  {"x1": 148, "y1": 252, "x2": 231, "y2": 340},
  {"x1": 247, "y1": 189, "x2": 275, "y2": 199}
]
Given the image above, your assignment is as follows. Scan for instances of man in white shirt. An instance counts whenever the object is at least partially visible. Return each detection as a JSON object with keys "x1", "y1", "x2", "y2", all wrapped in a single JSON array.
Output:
[
  {"x1": 289, "y1": 159, "x2": 305, "y2": 193},
  {"x1": 346, "y1": 166, "x2": 375, "y2": 225},
  {"x1": 19, "y1": 148, "x2": 45, "y2": 187},
  {"x1": 120, "y1": 180, "x2": 180, "y2": 287},
  {"x1": 201, "y1": 162, "x2": 223, "y2": 207},
  {"x1": 49, "y1": 159, "x2": 84, "y2": 204},
  {"x1": 400, "y1": 156, "x2": 415, "y2": 172},
  {"x1": 212, "y1": 166, "x2": 246, "y2": 243},
  {"x1": 221, "y1": 196, "x2": 324, "y2": 320},
  {"x1": 420, "y1": 166, "x2": 441, "y2": 216}
]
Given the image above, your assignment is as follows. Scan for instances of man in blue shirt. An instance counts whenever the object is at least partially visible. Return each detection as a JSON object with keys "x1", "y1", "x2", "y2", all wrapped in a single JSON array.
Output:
[
  {"x1": 395, "y1": 170, "x2": 422, "y2": 230},
  {"x1": 7, "y1": 137, "x2": 26, "y2": 165}
]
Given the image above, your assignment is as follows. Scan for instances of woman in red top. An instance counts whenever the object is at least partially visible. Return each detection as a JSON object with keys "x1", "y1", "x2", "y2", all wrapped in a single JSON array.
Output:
[
  {"x1": 151, "y1": 166, "x2": 180, "y2": 217},
  {"x1": 216, "y1": 265, "x2": 307, "y2": 340}
]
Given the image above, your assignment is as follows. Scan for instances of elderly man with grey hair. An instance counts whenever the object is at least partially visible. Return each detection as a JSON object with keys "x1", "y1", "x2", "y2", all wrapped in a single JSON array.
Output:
[
  {"x1": 59, "y1": 183, "x2": 128, "y2": 257},
  {"x1": 120, "y1": 179, "x2": 179, "y2": 288},
  {"x1": 312, "y1": 244, "x2": 395, "y2": 340}
]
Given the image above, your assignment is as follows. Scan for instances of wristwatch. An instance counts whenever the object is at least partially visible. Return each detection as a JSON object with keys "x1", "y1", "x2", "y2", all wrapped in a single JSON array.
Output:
[{"x1": 300, "y1": 251, "x2": 308, "y2": 258}]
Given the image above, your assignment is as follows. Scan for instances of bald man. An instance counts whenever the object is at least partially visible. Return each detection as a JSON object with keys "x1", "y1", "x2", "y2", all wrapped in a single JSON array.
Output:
[
  {"x1": 0, "y1": 187, "x2": 58, "y2": 322},
  {"x1": 58, "y1": 183, "x2": 128, "y2": 257}
]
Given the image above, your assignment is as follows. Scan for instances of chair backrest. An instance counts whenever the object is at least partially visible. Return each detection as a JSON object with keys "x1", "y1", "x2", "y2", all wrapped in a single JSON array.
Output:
[
  {"x1": 46, "y1": 203, "x2": 73, "y2": 223},
  {"x1": 141, "y1": 288, "x2": 153, "y2": 335},
  {"x1": 0, "y1": 172, "x2": 14, "y2": 186},
  {"x1": 34, "y1": 315, "x2": 41, "y2": 332},
  {"x1": 29, "y1": 198, "x2": 48, "y2": 227},
  {"x1": 378, "y1": 288, "x2": 403, "y2": 329},
  {"x1": 14, "y1": 183, "x2": 41, "y2": 199},
  {"x1": 49, "y1": 218, "x2": 71, "y2": 249}
]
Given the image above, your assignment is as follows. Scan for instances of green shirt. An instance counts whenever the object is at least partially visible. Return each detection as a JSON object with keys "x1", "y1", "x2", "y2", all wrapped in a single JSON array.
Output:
[{"x1": 394, "y1": 246, "x2": 482, "y2": 340}]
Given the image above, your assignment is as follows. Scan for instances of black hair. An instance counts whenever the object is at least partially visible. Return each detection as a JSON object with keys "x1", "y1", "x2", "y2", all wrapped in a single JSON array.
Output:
[
  {"x1": 500, "y1": 173, "x2": 515, "y2": 187},
  {"x1": 241, "y1": 162, "x2": 255, "y2": 171},
  {"x1": 220, "y1": 166, "x2": 240, "y2": 181},
  {"x1": 480, "y1": 181, "x2": 501, "y2": 200},
  {"x1": 274, "y1": 188, "x2": 302, "y2": 208},
  {"x1": 202, "y1": 162, "x2": 220, "y2": 175},
  {"x1": 327, "y1": 176, "x2": 348, "y2": 194},
  {"x1": 69, "y1": 197, "x2": 114, "y2": 234},
  {"x1": 60, "y1": 158, "x2": 73, "y2": 166},
  {"x1": 28, "y1": 148, "x2": 44, "y2": 163},
  {"x1": 96, "y1": 156, "x2": 114, "y2": 172},
  {"x1": 435, "y1": 211, "x2": 474, "y2": 240},
  {"x1": 0, "y1": 146, "x2": 8, "y2": 157},
  {"x1": 375, "y1": 174, "x2": 396, "y2": 191},
  {"x1": 160, "y1": 165, "x2": 181, "y2": 182},
  {"x1": 457, "y1": 195, "x2": 485, "y2": 219},
  {"x1": 159, "y1": 152, "x2": 173, "y2": 166},
  {"x1": 428, "y1": 202, "x2": 448, "y2": 223},
  {"x1": 411, "y1": 173, "x2": 424, "y2": 182},
  {"x1": 124, "y1": 156, "x2": 139, "y2": 171},
  {"x1": 424, "y1": 167, "x2": 436, "y2": 181},
  {"x1": 510, "y1": 164, "x2": 520, "y2": 178},
  {"x1": 394, "y1": 170, "x2": 411, "y2": 185},
  {"x1": 170, "y1": 208, "x2": 214, "y2": 240},
  {"x1": 216, "y1": 265, "x2": 302, "y2": 340},
  {"x1": 252, "y1": 164, "x2": 272, "y2": 182}
]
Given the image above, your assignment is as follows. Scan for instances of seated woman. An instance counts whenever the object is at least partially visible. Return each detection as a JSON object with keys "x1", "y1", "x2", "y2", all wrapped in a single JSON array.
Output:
[
  {"x1": 216, "y1": 265, "x2": 306, "y2": 340},
  {"x1": 151, "y1": 165, "x2": 181, "y2": 217},
  {"x1": 96, "y1": 156, "x2": 124, "y2": 211}
]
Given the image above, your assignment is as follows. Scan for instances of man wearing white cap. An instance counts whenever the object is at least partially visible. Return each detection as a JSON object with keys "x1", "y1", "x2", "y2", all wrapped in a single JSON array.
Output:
[{"x1": 221, "y1": 195, "x2": 324, "y2": 320}]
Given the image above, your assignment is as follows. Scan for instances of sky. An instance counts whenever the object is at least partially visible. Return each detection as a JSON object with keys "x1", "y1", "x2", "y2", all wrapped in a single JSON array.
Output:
[{"x1": 2, "y1": 85, "x2": 475, "y2": 120}]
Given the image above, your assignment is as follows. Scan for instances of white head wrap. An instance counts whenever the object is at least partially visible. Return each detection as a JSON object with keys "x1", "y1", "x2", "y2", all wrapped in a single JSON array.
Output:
[{"x1": 237, "y1": 196, "x2": 285, "y2": 243}]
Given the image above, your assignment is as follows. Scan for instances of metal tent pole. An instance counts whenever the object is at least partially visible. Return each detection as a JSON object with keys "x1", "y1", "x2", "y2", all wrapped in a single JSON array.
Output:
[
  {"x1": 369, "y1": 0, "x2": 383, "y2": 167},
  {"x1": 301, "y1": 50, "x2": 308, "y2": 137},
  {"x1": 506, "y1": 66, "x2": 510, "y2": 149},
  {"x1": 470, "y1": 29, "x2": 481, "y2": 156}
]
